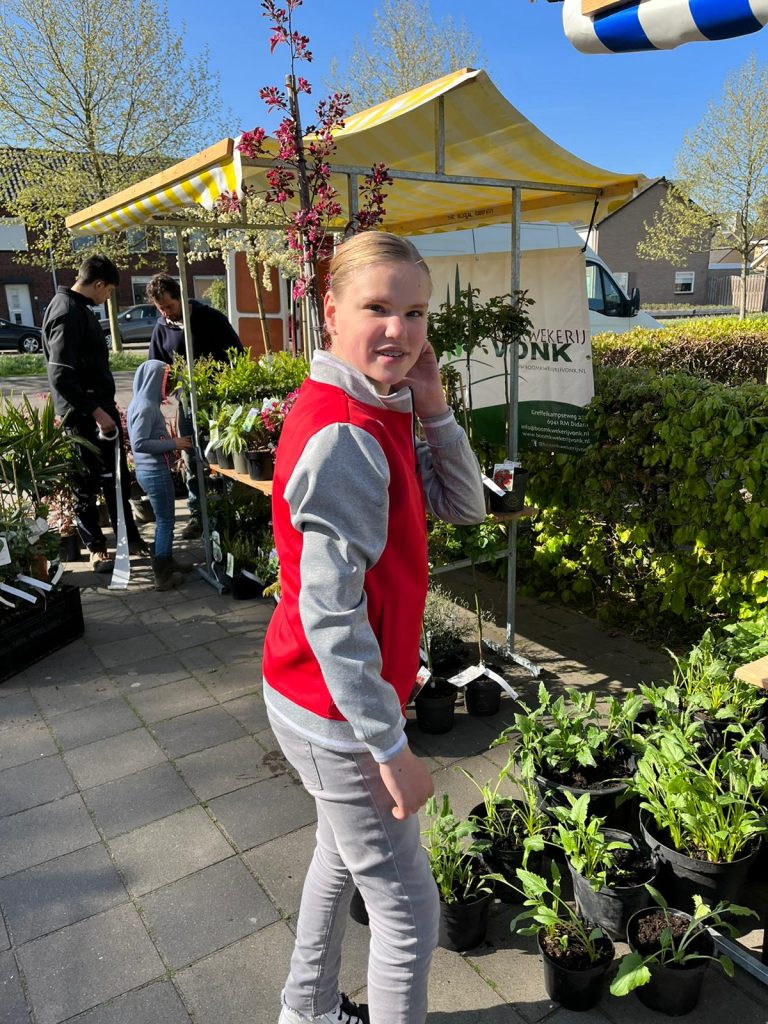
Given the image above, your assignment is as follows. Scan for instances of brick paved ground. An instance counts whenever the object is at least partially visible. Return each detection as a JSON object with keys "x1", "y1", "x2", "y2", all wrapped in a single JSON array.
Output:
[{"x1": 1, "y1": 515, "x2": 766, "y2": 1024}]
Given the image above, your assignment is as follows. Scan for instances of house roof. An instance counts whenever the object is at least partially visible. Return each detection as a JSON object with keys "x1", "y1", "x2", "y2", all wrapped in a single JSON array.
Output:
[
  {"x1": 592, "y1": 176, "x2": 667, "y2": 228},
  {"x1": 67, "y1": 68, "x2": 646, "y2": 238}
]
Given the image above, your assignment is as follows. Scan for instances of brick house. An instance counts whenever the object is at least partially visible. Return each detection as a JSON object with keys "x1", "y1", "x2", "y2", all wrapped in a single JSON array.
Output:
[
  {"x1": 584, "y1": 177, "x2": 711, "y2": 307},
  {"x1": 0, "y1": 148, "x2": 227, "y2": 327}
]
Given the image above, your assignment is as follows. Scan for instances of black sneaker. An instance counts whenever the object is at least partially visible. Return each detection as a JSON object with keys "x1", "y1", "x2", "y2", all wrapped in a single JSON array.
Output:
[{"x1": 339, "y1": 994, "x2": 369, "y2": 1024}]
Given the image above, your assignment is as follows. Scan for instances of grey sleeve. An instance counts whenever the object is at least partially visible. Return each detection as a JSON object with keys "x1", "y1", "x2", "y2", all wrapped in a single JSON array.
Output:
[
  {"x1": 285, "y1": 423, "x2": 408, "y2": 763},
  {"x1": 132, "y1": 437, "x2": 176, "y2": 455},
  {"x1": 416, "y1": 410, "x2": 487, "y2": 524}
]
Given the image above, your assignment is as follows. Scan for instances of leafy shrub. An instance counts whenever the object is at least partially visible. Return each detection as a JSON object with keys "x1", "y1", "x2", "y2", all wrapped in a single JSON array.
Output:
[{"x1": 593, "y1": 316, "x2": 768, "y2": 386}]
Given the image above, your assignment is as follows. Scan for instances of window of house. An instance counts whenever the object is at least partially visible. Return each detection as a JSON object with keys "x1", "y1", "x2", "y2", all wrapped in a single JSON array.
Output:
[
  {"x1": 0, "y1": 219, "x2": 28, "y2": 251},
  {"x1": 126, "y1": 228, "x2": 148, "y2": 253},
  {"x1": 159, "y1": 229, "x2": 178, "y2": 253},
  {"x1": 674, "y1": 271, "x2": 695, "y2": 294},
  {"x1": 131, "y1": 276, "x2": 153, "y2": 304},
  {"x1": 70, "y1": 235, "x2": 91, "y2": 252}
]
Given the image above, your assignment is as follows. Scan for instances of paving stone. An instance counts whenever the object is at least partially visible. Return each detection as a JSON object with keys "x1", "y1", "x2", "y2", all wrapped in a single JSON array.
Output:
[
  {"x1": 208, "y1": 775, "x2": 316, "y2": 852},
  {"x1": 150, "y1": 706, "x2": 246, "y2": 758},
  {"x1": 110, "y1": 588, "x2": 186, "y2": 614},
  {"x1": 140, "y1": 857, "x2": 279, "y2": 967},
  {"x1": 0, "y1": 721, "x2": 57, "y2": 772},
  {"x1": 47, "y1": 698, "x2": 142, "y2": 751},
  {"x1": 126, "y1": 677, "x2": 215, "y2": 723},
  {"x1": 175, "y1": 736, "x2": 279, "y2": 801},
  {"x1": 158, "y1": 619, "x2": 231, "y2": 652},
  {"x1": 81, "y1": 763, "x2": 196, "y2": 838},
  {"x1": 405, "y1": 713, "x2": 500, "y2": 766},
  {"x1": 0, "y1": 693, "x2": 41, "y2": 731},
  {"x1": 63, "y1": 729, "x2": 165, "y2": 790},
  {"x1": 176, "y1": 645, "x2": 224, "y2": 676},
  {"x1": 176, "y1": 921, "x2": 296, "y2": 1024},
  {"x1": 17, "y1": 903, "x2": 164, "y2": 1024},
  {"x1": 168, "y1": 597, "x2": 240, "y2": 622},
  {"x1": 428, "y1": 943, "x2": 526, "y2": 1024},
  {"x1": 200, "y1": 661, "x2": 263, "y2": 701},
  {"x1": 110, "y1": 653, "x2": 191, "y2": 692},
  {"x1": 66, "y1": 980, "x2": 191, "y2": 1024},
  {"x1": 93, "y1": 632, "x2": 167, "y2": 669},
  {"x1": 0, "y1": 794, "x2": 99, "y2": 878},
  {"x1": 28, "y1": 677, "x2": 117, "y2": 718},
  {"x1": 203, "y1": 630, "x2": 266, "y2": 666},
  {"x1": 243, "y1": 824, "x2": 316, "y2": 917},
  {"x1": 82, "y1": 618, "x2": 149, "y2": 646},
  {"x1": 0, "y1": 949, "x2": 28, "y2": 1024},
  {"x1": 0, "y1": 916, "x2": 7, "y2": 952},
  {"x1": 0, "y1": 843, "x2": 126, "y2": 944},
  {"x1": 218, "y1": 693, "x2": 271, "y2": 734},
  {"x1": 0, "y1": 756, "x2": 76, "y2": 817},
  {"x1": 108, "y1": 806, "x2": 233, "y2": 896}
]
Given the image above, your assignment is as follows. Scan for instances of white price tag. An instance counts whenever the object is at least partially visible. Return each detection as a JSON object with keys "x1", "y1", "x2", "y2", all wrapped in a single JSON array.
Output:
[
  {"x1": 0, "y1": 536, "x2": 10, "y2": 566},
  {"x1": 241, "y1": 569, "x2": 262, "y2": 583},
  {"x1": 0, "y1": 581, "x2": 37, "y2": 603},
  {"x1": 483, "y1": 666, "x2": 519, "y2": 699},
  {"x1": 241, "y1": 407, "x2": 259, "y2": 432},
  {"x1": 17, "y1": 573, "x2": 53, "y2": 593},
  {"x1": 447, "y1": 664, "x2": 486, "y2": 688},
  {"x1": 482, "y1": 474, "x2": 506, "y2": 497},
  {"x1": 226, "y1": 552, "x2": 235, "y2": 577},
  {"x1": 49, "y1": 563, "x2": 65, "y2": 587}
]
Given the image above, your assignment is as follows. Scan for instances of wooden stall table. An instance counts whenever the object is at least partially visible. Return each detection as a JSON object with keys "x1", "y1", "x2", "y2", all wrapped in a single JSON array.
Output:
[{"x1": 209, "y1": 464, "x2": 273, "y2": 496}]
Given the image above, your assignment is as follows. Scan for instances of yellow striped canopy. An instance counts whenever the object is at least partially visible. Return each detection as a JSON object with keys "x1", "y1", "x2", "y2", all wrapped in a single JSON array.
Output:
[{"x1": 67, "y1": 68, "x2": 643, "y2": 237}]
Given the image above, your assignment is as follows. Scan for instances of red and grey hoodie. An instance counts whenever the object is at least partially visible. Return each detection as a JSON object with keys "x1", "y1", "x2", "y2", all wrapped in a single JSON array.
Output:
[{"x1": 262, "y1": 351, "x2": 486, "y2": 763}]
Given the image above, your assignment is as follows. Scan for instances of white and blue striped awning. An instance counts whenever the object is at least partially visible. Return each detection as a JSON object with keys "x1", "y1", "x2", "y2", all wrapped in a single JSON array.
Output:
[{"x1": 564, "y1": 0, "x2": 768, "y2": 54}]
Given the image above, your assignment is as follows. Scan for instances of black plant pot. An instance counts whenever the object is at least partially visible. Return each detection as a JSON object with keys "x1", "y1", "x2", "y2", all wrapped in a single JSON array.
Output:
[
  {"x1": 534, "y1": 771, "x2": 631, "y2": 830},
  {"x1": 568, "y1": 829, "x2": 658, "y2": 941},
  {"x1": 58, "y1": 533, "x2": 82, "y2": 562},
  {"x1": 246, "y1": 449, "x2": 275, "y2": 481},
  {"x1": 349, "y1": 886, "x2": 369, "y2": 926},
  {"x1": 626, "y1": 906, "x2": 713, "y2": 1016},
  {"x1": 438, "y1": 889, "x2": 493, "y2": 951},
  {"x1": 639, "y1": 812, "x2": 759, "y2": 912},
  {"x1": 537, "y1": 931, "x2": 614, "y2": 1011},
  {"x1": 488, "y1": 469, "x2": 529, "y2": 514},
  {"x1": 414, "y1": 680, "x2": 456, "y2": 734},
  {"x1": 232, "y1": 450, "x2": 249, "y2": 476},
  {"x1": 228, "y1": 573, "x2": 264, "y2": 601},
  {"x1": 216, "y1": 450, "x2": 234, "y2": 470},
  {"x1": 465, "y1": 675, "x2": 502, "y2": 717}
]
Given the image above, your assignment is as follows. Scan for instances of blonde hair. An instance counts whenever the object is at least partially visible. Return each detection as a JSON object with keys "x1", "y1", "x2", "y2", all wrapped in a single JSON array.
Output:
[{"x1": 327, "y1": 231, "x2": 431, "y2": 297}]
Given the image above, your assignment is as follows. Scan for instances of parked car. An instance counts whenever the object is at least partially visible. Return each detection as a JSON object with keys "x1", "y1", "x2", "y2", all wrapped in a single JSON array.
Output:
[
  {"x1": 0, "y1": 317, "x2": 43, "y2": 354},
  {"x1": 99, "y1": 304, "x2": 159, "y2": 347}
]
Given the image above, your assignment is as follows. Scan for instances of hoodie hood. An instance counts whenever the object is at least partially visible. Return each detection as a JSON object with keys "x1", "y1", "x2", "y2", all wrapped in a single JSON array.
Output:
[{"x1": 132, "y1": 359, "x2": 168, "y2": 404}]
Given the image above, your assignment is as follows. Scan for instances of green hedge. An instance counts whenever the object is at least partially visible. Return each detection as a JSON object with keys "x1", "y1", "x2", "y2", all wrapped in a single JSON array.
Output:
[
  {"x1": 593, "y1": 316, "x2": 768, "y2": 386},
  {"x1": 521, "y1": 365, "x2": 768, "y2": 638}
]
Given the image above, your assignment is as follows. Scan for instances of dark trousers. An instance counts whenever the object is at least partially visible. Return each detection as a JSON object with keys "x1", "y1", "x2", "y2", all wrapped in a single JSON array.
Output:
[{"x1": 68, "y1": 412, "x2": 141, "y2": 553}]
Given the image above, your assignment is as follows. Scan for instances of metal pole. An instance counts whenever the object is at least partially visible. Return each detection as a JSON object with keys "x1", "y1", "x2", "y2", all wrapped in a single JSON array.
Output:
[
  {"x1": 106, "y1": 289, "x2": 123, "y2": 353},
  {"x1": 175, "y1": 227, "x2": 223, "y2": 593}
]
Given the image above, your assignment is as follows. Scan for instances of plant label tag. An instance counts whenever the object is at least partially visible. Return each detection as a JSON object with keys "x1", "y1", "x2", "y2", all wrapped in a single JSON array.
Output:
[
  {"x1": 211, "y1": 531, "x2": 223, "y2": 563},
  {"x1": 26, "y1": 517, "x2": 49, "y2": 540},
  {"x1": 241, "y1": 407, "x2": 259, "y2": 432},
  {"x1": 17, "y1": 573, "x2": 53, "y2": 593},
  {"x1": 419, "y1": 646, "x2": 428, "y2": 662},
  {"x1": 241, "y1": 569, "x2": 262, "y2": 583},
  {"x1": 0, "y1": 594, "x2": 14, "y2": 608},
  {"x1": 492, "y1": 461, "x2": 520, "y2": 494},
  {"x1": 226, "y1": 552, "x2": 235, "y2": 577},
  {"x1": 203, "y1": 438, "x2": 217, "y2": 459},
  {"x1": 49, "y1": 563, "x2": 65, "y2": 587},
  {"x1": 482, "y1": 474, "x2": 506, "y2": 497},
  {"x1": 0, "y1": 536, "x2": 10, "y2": 566},
  {"x1": 408, "y1": 665, "x2": 433, "y2": 702},
  {"x1": 0, "y1": 581, "x2": 37, "y2": 603},
  {"x1": 209, "y1": 423, "x2": 220, "y2": 443},
  {"x1": 230, "y1": 405, "x2": 244, "y2": 424},
  {"x1": 483, "y1": 666, "x2": 519, "y2": 699},
  {"x1": 448, "y1": 664, "x2": 486, "y2": 688}
]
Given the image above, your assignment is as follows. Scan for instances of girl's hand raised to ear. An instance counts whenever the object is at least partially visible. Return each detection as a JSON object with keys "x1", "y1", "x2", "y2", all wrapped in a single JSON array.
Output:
[{"x1": 394, "y1": 342, "x2": 449, "y2": 419}]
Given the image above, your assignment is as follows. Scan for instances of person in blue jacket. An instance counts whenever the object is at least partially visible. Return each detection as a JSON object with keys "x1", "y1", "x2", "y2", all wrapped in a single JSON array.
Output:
[{"x1": 126, "y1": 360, "x2": 194, "y2": 590}]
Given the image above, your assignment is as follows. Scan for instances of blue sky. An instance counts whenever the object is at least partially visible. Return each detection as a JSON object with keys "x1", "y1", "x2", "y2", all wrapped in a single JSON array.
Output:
[{"x1": 167, "y1": 0, "x2": 768, "y2": 180}]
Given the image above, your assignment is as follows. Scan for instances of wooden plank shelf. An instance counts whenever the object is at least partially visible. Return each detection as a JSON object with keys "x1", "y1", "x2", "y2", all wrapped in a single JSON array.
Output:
[
  {"x1": 209, "y1": 464, "x2": 273, "y2": 496},
  {"x1": 490, "y1": 505, "x2": 538, "y2": 523}
]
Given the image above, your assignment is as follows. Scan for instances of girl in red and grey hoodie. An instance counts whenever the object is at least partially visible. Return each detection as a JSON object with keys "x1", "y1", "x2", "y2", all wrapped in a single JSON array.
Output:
[{"x1": 263, "y1": 232, "x2": 486, "y2": 1024}]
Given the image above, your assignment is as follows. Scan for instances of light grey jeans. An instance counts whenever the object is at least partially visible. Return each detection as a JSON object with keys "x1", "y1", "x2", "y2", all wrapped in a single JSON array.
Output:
[{"x1": 269, "y1": 713, "x2": 439, "y2": 1024}]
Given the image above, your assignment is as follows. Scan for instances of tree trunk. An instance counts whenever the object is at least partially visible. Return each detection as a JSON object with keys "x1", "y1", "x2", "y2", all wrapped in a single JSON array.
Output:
[{"x1": 739, "y1": 261, "x2": 747, "y2": 320}]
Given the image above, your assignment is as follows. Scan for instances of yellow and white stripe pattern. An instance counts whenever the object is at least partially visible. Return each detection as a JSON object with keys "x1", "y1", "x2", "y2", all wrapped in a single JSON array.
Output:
[
  {"x1": 67, "y1": 138, "x2": 242, "y2": 235},
  {"x1": 67, "y1": 71, "x2": 642, "y2": 238}
]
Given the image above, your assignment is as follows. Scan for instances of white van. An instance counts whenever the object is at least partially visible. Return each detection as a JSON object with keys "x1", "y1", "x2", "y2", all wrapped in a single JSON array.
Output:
[
  {"x1": 412, "y1": 222, "x2": 661, "y2": 336},
  {"x1": 409, "y1": 223, "x2": 661, "y2": 452}
]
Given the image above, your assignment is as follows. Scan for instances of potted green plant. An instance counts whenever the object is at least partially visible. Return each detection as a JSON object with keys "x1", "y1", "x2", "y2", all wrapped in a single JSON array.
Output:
[
  {"x1": 422, "y1": 793, "x2": 498, "y2": 951},
  {"x1": 551, "y1": 791, "x2": 657, "y2": 940},
  {"x1": 610, "y1": 886, "x2": 756, "y2": 1016},
  {"x1": 413, "y1": 623, "x2": 457, "y2": 735},
  {"x1": 510, "y1": 862, "x2": 615, "y2": 1012},
  {"x1": 463, "y1": 757, "x2": 550, "y2": 899},
  {"x1": 420, "y1": 584, "x2": 473, "y2": 675},
  {"x1": 496, "y1": 684, "x2": 643, "y2": 824},
  {"x1": 632, "y1": 732, "x2": 768, "y2": 910}
]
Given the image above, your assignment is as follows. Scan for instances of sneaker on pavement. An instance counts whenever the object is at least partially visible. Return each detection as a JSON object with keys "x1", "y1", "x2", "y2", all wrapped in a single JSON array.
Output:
[
  {"x1": 89, "y1": 550, "x2": 114, "y2": 574},
  {"x1": 278, "y1": 994, "x2": 368, "y2": 1024},
  {"x1": 181, "y1": 518, "x2": 203, "y2": 540}
]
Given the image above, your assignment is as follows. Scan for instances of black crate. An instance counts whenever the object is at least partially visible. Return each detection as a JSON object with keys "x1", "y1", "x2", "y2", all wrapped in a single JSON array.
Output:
[{"x1": 0, "y1": 584, "x2": 84, "y2": 683}]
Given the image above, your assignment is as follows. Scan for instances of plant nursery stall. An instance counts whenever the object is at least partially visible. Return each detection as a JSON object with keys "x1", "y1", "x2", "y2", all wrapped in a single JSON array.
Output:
[{"x1": 65, "y1": 68, "x2": 641, "y2": 657}]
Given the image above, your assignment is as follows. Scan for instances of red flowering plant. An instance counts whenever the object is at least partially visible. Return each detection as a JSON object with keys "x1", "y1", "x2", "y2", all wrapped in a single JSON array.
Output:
[
  {"x1": 228, "y1": 0, "x2": 392, "y2": 335},
  {"x1": 244, "y1": 388, "x2": 301, "y2": 452}
]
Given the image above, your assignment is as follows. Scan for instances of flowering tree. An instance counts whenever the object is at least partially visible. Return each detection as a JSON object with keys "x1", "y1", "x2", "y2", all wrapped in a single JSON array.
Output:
[{"x1": 222, "y1": 0, "x2": 392, "y2": 353}]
